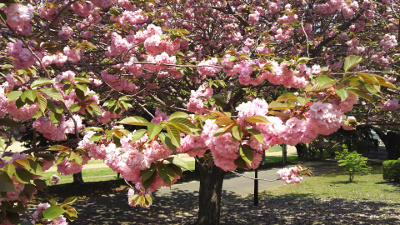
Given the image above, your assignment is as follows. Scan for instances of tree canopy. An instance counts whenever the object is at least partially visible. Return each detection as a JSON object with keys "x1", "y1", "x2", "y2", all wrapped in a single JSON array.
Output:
[{"x1": 0, "y1": 0, "x2": 399, "y2": 224}]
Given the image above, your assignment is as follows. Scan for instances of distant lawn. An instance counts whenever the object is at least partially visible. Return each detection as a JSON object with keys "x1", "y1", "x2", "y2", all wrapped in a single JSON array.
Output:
[
  {"x1": 44, "y1": 167, "x2": 119, "y2": 185},
  {"x1": 263, "y1": 166, "x2": 400, "y2": 204},
  {"x1": 266, "y1": 145, "x2": 283, "y2": 152},
  {"x1": 265, "y1": 154, "x2": 298, "y2": 164},
  {"x1": 44, "y1": 156, "x2": 196, "y2": 185}
]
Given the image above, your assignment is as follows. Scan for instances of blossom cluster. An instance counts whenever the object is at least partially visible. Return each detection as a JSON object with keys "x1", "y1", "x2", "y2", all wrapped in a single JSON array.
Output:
[
  {"x1": 187, "y1": 84, "x2": 216, "y2": 114},
  {"x1": 277, "y1": 166, "x2": 303, "y2": 184},
  {"x1": 78, "y1": 129, "x2": 177, "y2": 192},
  {"x1": 33, "y1": 115, "x2": 84, "y2": 141}
]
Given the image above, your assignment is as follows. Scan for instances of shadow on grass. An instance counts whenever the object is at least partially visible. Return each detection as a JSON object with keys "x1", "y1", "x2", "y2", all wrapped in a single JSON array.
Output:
[
  {"x1": 68, "y1": 188, "x2": 243, "y2": 225},
  {"x1": 43, "y1": 179, "x2": 400, "y2": 225},
  {"x1": 221, "y1": 193, "x2": 400, "y2": 225}
]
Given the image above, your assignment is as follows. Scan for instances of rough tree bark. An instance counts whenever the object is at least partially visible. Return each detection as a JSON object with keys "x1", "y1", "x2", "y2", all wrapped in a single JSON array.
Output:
[{"x1": 195, "y1": 155, "x2": 226, "y2": 225}]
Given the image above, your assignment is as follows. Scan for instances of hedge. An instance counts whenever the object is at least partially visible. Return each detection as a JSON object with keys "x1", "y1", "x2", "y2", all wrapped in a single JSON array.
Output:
[{"x1": 383, "y1": 159, "x2": 400, "y2": 182}]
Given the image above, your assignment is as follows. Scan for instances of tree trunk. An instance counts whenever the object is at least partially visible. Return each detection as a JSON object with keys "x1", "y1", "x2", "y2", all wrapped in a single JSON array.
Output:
[
  {"x1": 282, "y1": 144, "x2": 287, "y2": 165},
  {"x1": 383, "y1": 131, "x2": 400, "y2": 160},
  {"x1": 296, "y1": 143, "x2": 308, "y2": 160},
  {"x1": 195, "y1": 156, "x2": 226, "y2": 225},
  {"x1": 73, "y1": 172, "x2": 84, "y2": 184},
  {"x1": 375, "y1": 130, "x2": 400, "y2": 160}
]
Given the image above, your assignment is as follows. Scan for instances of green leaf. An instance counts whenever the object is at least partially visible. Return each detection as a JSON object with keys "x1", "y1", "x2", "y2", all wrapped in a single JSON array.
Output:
[
  {"x1": 3, "y1": 163, "x2": 15, "y2": 178},
  {"x1": 239, "y1": 145, "x2": 254, "y2": 165},
  {"x1": 214, "y1": 123, "x2": 235, "y2": 137},
  {"x1": 57, "y1": 153, "x2": 68, "y2": 163},
  {"x1": 245, "y1": 115, "x2": 270, "y2": 123},
  {"x1": 2, "y1": 64, "x2": 13, "y2": 69},
  {"x1": 363, "y1": 83, "x2": 382, "y2": 97},
  {"x1": 75, "y1": 83, "x2": 87, "y2": 93},
  {"x1": 359, "y1": 73, "x2": 380, "y2": 92},
  {"x1": 335, "y1": 89, "x2": 348, "y2": 101},
  {"x1": 89, "y1": 103, "x2": 101, "y2": 115},
  {"x1": 275, "y1": 92, "x2": 298, "y2": 102},
  {"x1": 317, "y1": 74, "x2": 336, "y2": 87},
  {"x1": 166, "y1": 125, "x2": 181, "y2": 149},
  {"x1": 119, "y1": 116, "x2": 149, "y2": 126},
  {"x1": 147, "y1": 123, "x2": 163, "y2": 141},
  {"x1": 41, "y1": 206, "x2": 66, "y2": 220},
  {"x1": 14, "y1": 168, "x2": 33, "y2": 184},
  {"x1": 234, "y1": 157, "x2": 249, "y2": 169},
  {"x1": 70, "y1": 103, "x2": 81, "y2": 112},
  {"x1": 131, "y1": 129, "x2": 147, "y2": 141},
  {"x1": 347, "y1": 88, "x2": 375, "y2": 104},
  {"x1": 46, "y1": 99, "x2": 57, "y2": 111},
  {"x1": 6, "y1": 91, "x2": 22, "y2": 101},
  {"x1": 144, "y1": 194, "x2": 153, "y2": 206},
  {"x1": 89, "y1": 133, "x2": 103, "y2": 142},
  {"x1": 103, "y1": 99, "x2": 116, "y2": 107},
  {"x1": 268, "y1": 101, "x2": 296, "y2": 110},
  {"x1": 231, "y1": 125, "x2": 243, "y2": 141},
  {"x1": 168, "y1": 122, "x2": 192, "y2": 135},
  {"x1": 15, "y1": 98, "x2": 25, "y2": 109},
  {"x1": 61, "y1": 197, "x2": 78, "y2": 207},
  {"x1": 247, "y1": 128, "x2": 264, "y2": 144},
  {"x1": 73, "y1": 77, "x2": 91, "y2": 83},
  {"x1": 169, "y1": 164, "x2": 183, "y2": 177},
  {"x1": 50, "y1": 112, "x2": 63, "y2": 124},
  {"x1": 158, "y1": 164, "x2": 175, "y2": 186},
  {"x1": 31, "y1": 78, "x2": 54, "y2": 88},
  {"x1": 0, "y1": 10, "x2": 7, "y2": 24},
  {"x1": 34, "y1": 179, "x2": 47, "y2": 191},
  {"x1": 297, "y1": 57, "x2": 313, "y2": 64},
  {"x1": 62, "y1": 84, "x2": 73, "y2": 95},
  {"x1": 109, "y1": 7, "x2": 122, "y2": 16},
  {"x1": 169, "y1": 118, "x2": 200, "y2": 131},
  {"x1": 47, "y1": 145, "x2": 70, "y2": 151},
  {"x1": 39, "y1": 88, "x2": 64, "y2": 101},
  {"x1": 142, "y1": 170, "x2": 157, "y2": 190},
  {"x1": 169, "y1": 111, "x2": 189, "y2": 120},
  {"x1": 0, "y1": 136, "x2": 4, "y2": 150},
  {"x1": 141, "y1": 164, "x2": 156, "y2": 181},
  {"x1": 74, "y1": 155, "x2": 83, "y2": 164},
  {"x1": 0, "y1": 172, "x2": 17, "y2": 192},
  {"x1": 158, "y1": 132, "x2": 177, "y2": 153},
  {"x1": 344, "y1": 55, "x2": 363, "y2": 72},
  {"x1": 28, "y1": 160, "x2": 43, "y2": 175},
  {"x1": 21, "y1": 89, "x2": 37, "y2": 104},
  {"x1": 166, "y1": 155, "x2": 189, "y2": 170},
  {"x1": 84, "y1": 127, "x2": 104, "y2": 132},
  {"x1": 374, "y1": 74, "x2": 397, "y2": 89},
  {"x1": 120, "y1": 101, "x2": 132, "y2": 110},
  {"x1": 64, "y1": 206, "x2": 78, "y2": 222},
  {"x1": 14, "y1": 159, "x2": 31, "y2": 171},
  {"x1": 37, "y1": 94, "x2": 47, "y2": 114}
]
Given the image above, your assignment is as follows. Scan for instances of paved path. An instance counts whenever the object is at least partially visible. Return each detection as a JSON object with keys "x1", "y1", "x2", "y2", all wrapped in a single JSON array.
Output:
[{"x1": 154, "y1": 160, "x2": 338, "y2": 198}]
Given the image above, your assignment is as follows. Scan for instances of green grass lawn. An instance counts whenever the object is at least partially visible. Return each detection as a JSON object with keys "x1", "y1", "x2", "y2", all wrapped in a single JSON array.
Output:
[
  {"x1": 265, "y1": 154, "x2": 298, "y2": 164},
  {"x1": 266, "y1": 145, "x2": 283, "y2": 152},
  {"x1": 263, "y1": 166, "x2": 400, "y2": 204},
  {"x1": 44, "y1": 155, "x2": 196, "y2": 185}
]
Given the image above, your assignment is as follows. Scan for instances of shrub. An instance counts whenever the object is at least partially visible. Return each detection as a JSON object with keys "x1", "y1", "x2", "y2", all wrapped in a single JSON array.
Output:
[
  {"x1": 383, "y1": 159, "x2": 400, "y2": 182},
  {"x1": 335, "y1": 149, "x2": 371, "y2": 182}
]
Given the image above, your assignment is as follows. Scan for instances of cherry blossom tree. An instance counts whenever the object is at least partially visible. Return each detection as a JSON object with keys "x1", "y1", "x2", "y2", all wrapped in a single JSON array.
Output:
[{"x1": 0, "y1": 0, "x2": 399, "y2": 224}]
